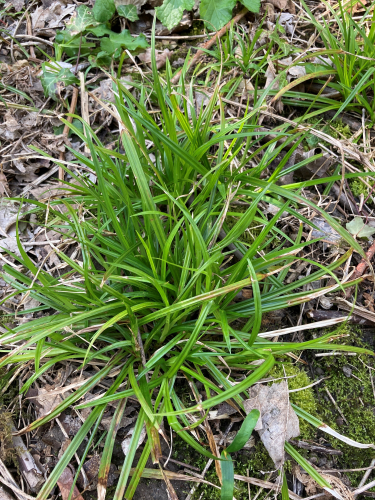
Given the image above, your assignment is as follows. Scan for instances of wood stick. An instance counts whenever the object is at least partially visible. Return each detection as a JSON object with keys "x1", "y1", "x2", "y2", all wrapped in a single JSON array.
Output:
[
  {"x1": 59, "y1": 86, "x2": 79, "y2": 183},
  {"x1": 171, "y1": 7, "x2": 248, "y2": 85}
]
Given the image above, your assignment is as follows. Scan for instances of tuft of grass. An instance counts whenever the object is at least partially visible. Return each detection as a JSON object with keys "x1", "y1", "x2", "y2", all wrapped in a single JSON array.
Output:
[{"x1": 0, "y1": 39, "x2": 373, "y2": 499}]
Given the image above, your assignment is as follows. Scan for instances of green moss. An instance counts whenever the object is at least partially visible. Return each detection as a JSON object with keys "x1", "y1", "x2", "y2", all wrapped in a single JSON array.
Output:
[
  {"x1": 349, "y1": 178, "x2": 372, "y2": 204},
  {"x1": 312, "y1": 325, "x2": 375, "y2": 487},
  {"x1": 304, "y1": 118, "x2": 351, "y2": 149},
  {"x1": 172, "y1": 326, "x2": 375, "y2": 497}
]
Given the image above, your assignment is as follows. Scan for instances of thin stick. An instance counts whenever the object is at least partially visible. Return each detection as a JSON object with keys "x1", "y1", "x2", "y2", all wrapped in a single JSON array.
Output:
[
  {"x1": 354, "y1": 459, "x2": 375, "y2": 498},
  {"x1": 171, "y1": 8, "x2": 248, "y2": 84},
  {"x1": 59, "y1": 87, "x2": 79, "y2": 183},
  {"x1": 324, "y1": 387, "x2": 348, "y2": 425},
  {"x1": 25, "y1": 13, "x2": 35, "y2": 59}
]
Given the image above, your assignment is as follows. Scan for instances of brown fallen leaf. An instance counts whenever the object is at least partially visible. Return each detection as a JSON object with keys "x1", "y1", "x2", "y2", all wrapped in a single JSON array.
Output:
[
  {"x1": 57, "y1": 467, "x2": 84, "y2": 500},
  {"x1": 138, "y1": 48, "x2": 171, "y2": 69},
  {"x1": 244, "y1": 380, "x2": 300, "y2": 468},
  {"x1": 0, "y1": 168, "x2": 10, "y2": 198},
  {"x1": 363, "y1": 292, "x2": 375, "y2": 313},
  {"x1": 265, "y1": 0, "x2": 295, "y2": 13}
]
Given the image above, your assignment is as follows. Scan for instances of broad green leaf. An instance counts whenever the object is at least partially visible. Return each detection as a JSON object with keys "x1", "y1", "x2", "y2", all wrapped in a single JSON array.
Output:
[
  {"x1": 93, "y1": 0, "x2": 116, "y2": 22},
  {"x1": 199, "y1": 0, "x2": 236, "y2": 29},
  {"x1": 117, "y1": 4, "x2": 139, "y2": 21},
  {"x1": 40, "y1": 64, "x2": 79, "y2": 101},
  {"x1": 87, "y1": 24, "x2": 114, "y2": 36},
  {"x1": 220, "y1": 410, "x2": 259, "y2": 500},
  {"x1": 156, "y1": 0, "x2": 194, "y2": 30},
  {"x1": 100, "y1": 30, "x2": 149, "y2": 58},
  {"x1": 220, "y1": 452, "x2": 234, "y2": 500},
  {"x1": 239, "y1": 0, "x2": 260, "y2": 13},
  {"x1": 88, "y1": 50, "x2": 112, "y2": 67},
  {"x1": 346, "y1": 217, "x2": 375, "y2": 239},
  {"x1": 226, "y1": 410, "x2": 260, "y2": 453},
  {"x1": 65, "y1": 5, "x2": 100, "y2": 35}
]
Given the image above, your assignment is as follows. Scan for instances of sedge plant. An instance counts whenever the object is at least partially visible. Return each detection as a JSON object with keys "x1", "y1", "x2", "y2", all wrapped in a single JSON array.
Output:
[{"x1": 0, "y1": 40, "x2": 374, "y2": 500}]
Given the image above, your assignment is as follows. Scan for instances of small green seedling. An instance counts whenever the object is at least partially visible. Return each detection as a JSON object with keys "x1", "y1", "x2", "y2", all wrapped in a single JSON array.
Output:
[
  {"x1": 220, "y1": 410, "x2": 260, "y2": 500},
  {"x1": 346, "y1": 217, "x2": 375, "y2": 239}
]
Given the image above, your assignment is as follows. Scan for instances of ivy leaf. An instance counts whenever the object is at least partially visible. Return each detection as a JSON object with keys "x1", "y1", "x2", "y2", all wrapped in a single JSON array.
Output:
[
  {"x1": 65, "y1": 5, "x2": 100, "y2": 35},
  {"x1": 40, "y1": 63, "x2": 79, "y2": 100},
  {"x1": 54, "y1": 118, "x2": 83, "y2": 136},
  {"x1": 93, "y1": 0, "x2": 116, "y2": 22},
  {"x1": 100, "y1": 30, "x2": 149, "y2": 58},
  {"x1": 87, "y1": 24, "x2": 114, "y2": 37},
  {"x1": 55, "y1": 31, "x2": 95, "y2": 57},
  {"x1": 89, "y1": 50, "x2": 113, "y2": 67},
  {"x1": 117, "y1": 4, "x2": 139, "y2": 21},
  {"x1": 238, "y1": 0, "x2": 260, "y2": 13},
  {"x1": 346, "y1": 217, "x2": 375, "y2": 239},
  {"x1": 155, "y1": 0, "x2": 194, "y2": 30},
  {"x1": 199, "y1": 0, "x2": 236, "y2": 30}
]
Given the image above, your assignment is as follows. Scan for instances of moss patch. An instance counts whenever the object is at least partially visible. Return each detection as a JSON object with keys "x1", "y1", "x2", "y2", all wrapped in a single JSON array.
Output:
[
  {"x1": 307, "y1": 325, "x2": 375, "y2": 487},
  {"x1": 349, "y1": 178, "x2": 372, "y2": 204}
]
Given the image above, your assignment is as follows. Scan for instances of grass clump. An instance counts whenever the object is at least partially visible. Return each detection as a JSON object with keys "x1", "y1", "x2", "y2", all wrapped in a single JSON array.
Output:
[{"x1": 0, "y1": 44, "x2": 372, "y2": 500}]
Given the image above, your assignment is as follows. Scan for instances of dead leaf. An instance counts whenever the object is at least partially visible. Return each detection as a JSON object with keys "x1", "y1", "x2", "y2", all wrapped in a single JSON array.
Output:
[
  {"x1": 278, "y1": 13, "x2": 294, "y2": 35},
  {"x1": 100, "y1": 414, "x2": 135, "y2": 431},
  {"x1": 121, "y1": 425, "x2": 147, "y2": 456},
  {"x1": 0, "y1": 112, "x2": 21, "y2": 141},
  {"x1": 214, "y1": 431, "x2": 255, "y2": 449},
  {"x1": 12, "y1": 429, "x2": 44, "y2": 493},
  {"x1": 0, "y1": 237, "x2": 22, "y2": 257},
  {"x1": 32, "y1": 385, "x2": 64, "y2": 418},
  {"x1": 265, "y1": 64, "x2": 279, "y2": 90},
  {"x1": 363, "y1": 292, "x2": 375, "y2": 313},
  {"x1": 57, "y1": 467, "x2": 84, "y2": 500},
  {"x1": 0, "y1": 170, "x2": 10, "y2": 198},
  {"x1": 8, "y1": 0, "x2": 25, "y2": 10},
  {"x1": 138, "y1": 48, "x2": 171, "y2": 69},
  {"x1": 244, "y1": 381, "x2": 300, "y2": 468},
  {"x1": 311, "y1": 218, "x2": 342, "y2": 245},
  {"x1": 0, "y1": 201, "x2": 27, "y2": 237},
  {"x1": 76, "y1": 454, "x2": 117, "y2": 491},
  {"x1": 208, "y1": 402, "x2": 239, "y2": 420},
  {"x1": 265, "y1": 0, "x2": 295, "y2": 13},
  {"x1": 31, "y1": 1, "x2": 75, "y2": 31},
  {"x1": 294, "y1": 465, "x2": 354, "y2": 500}
]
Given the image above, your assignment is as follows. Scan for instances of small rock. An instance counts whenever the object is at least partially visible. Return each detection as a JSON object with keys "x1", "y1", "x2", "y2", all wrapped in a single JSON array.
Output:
[{"x1": 343, "y1": 365, "x2": 352, "y2": 378}]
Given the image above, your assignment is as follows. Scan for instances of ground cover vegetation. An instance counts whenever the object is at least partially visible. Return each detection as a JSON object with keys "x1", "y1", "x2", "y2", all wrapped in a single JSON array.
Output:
[{"x1": 1, "y1": 0, "x2": 375, "y2": 498}]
